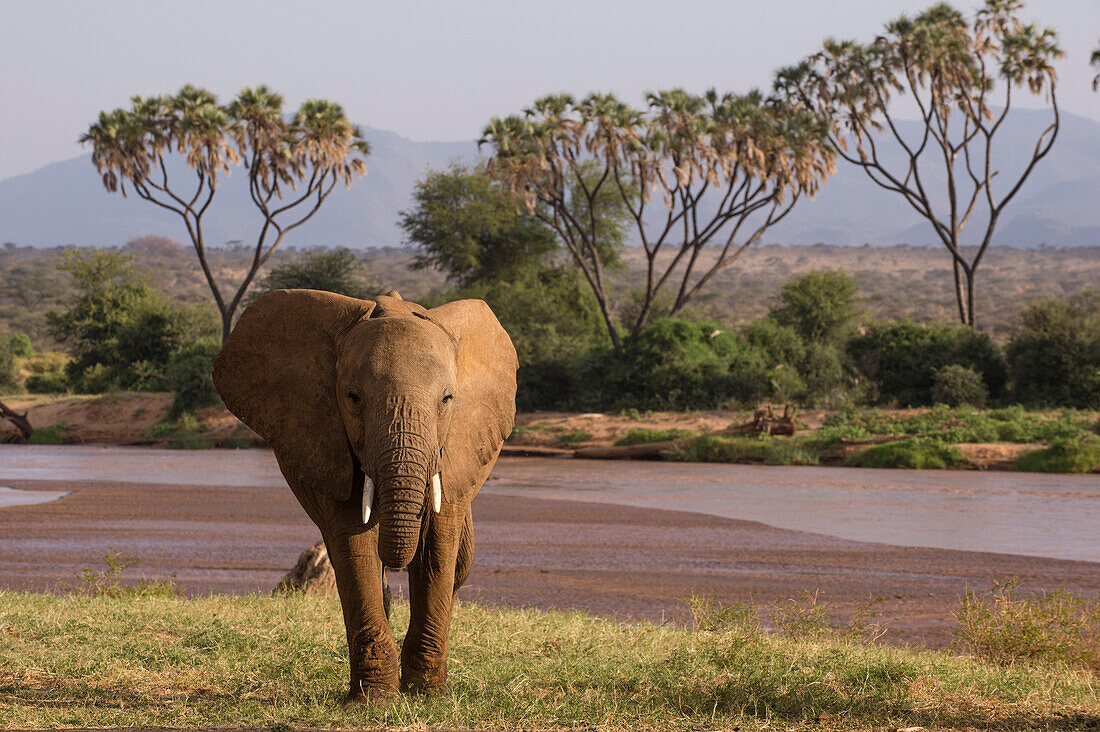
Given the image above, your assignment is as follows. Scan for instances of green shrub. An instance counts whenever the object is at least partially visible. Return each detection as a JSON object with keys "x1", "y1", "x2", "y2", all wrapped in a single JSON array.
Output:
[
  {"x1": 72, "y1": 363, "x2": 116, "y2": 394},
  {"x1": 48, "y1": 250, "x2": 218, "y2": 393},
  {"x1": 742, "y1": 317, "x2": 852, "y2": 405},
  {"x1": 145, "y1": 413, "x2": 213, "y2": 449},
  {"x1": 558, "y1": 430, "x2": 591, "y2": 445},
  {"x1": 1007, "y1": 292, "x2": 1100, "y2": 408},
  {"x1": 953, "y1": 577, "x2": 1099, "y2": 671},
  {"x1": 1014, "y1": 436, "x2": 1100, "y2": 474},
  {"x1": 27, "y1": 423, "x2": 75, "y2": 445},
  {"x1": 844, "y1": 437, "x2": 963, "y2": 469},
  {"x1": 848, "y1": 320, "x2": 1005, "y2": 406},
  {"x1": 22, "y1": 351, "x2": 68, "y2": 375},
  {"x1": 24, "y1": 371, "x2": 69, "y2": 394},
  {"x1": 8, "y1": 333, "x2": 32, "y2": 357},
  {"x1": 672, "y1": 434, "x2": 819, "y2": 465},
  {"x1": 0, "y1": 340, "x2": 15, "y2": 393},
  {"x1": 821, "y1": 405, "x2": 1094, "y2": 446},
  {"x1": 165, "y1": 340, "x2": 221, "y2": 417},
  {"x1": 931, "y1": 364, "x2": 988, "y2": 407},
  {"x1": 613, "y1": 428, "x2": 695, "y2": 446},
  {"x1": 563, "y1": 318, "x2": 773, "y2": 412},
  {"x1": 769, "y1": 270, "x2": 859, "y2": 344},
  {"x1": 765, "y1": 364, "x2": 807, "y2": 403}
]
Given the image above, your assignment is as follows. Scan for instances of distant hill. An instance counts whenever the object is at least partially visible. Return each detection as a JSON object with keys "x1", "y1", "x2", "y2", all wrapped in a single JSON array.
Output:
[{"x1": 1, "y1": 110, "x2": 1097, "y2": 249}]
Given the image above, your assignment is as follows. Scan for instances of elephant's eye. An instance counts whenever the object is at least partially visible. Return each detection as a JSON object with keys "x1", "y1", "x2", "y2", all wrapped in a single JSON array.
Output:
[
  {"x1": 442, "y1": 393, "x2": 454, "y2": 405},
  {"x1": 347, "y1": 391, "x2": 361, "y2": 404}
]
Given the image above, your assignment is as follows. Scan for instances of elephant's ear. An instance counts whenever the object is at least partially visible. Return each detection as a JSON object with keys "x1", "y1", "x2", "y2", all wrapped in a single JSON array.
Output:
[
  {"x1": 426, "y1": 299, "x2": 518, "y2": 504},
  {"x1": 213, "y1": 289, "x2": 375, "y2": 503}
]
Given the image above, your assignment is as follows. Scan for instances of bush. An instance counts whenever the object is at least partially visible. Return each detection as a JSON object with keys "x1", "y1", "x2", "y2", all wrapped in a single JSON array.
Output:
[
  {"x1": 931, "y1": 364, "x2": 988, "y2": 407},
  {"x1": 165, "y1": 340, "x2": 221, "y2": 417},
  {"x1": 27, "y1": 423, "x2": 76, "y2": 445},
  {"x1": 1007, "y1": 292, "x2": 1100, "y2": 408},
  {"x1": 72, "y1": 363, "x2": 115, "y2": 394},
  {"x1": 741, "y1": 317, "x2": 853, "y2": 406},
  {"x1": 844, "y1": 438, "x2": 963, "y2": 469},
  {"x1": 1014, "y1": 436, "x2": 1100, "y2": 474},
  {"x1": 9, "y1": 333, "x2": 32, "y2": 357},
  {"x1": 953, "y1": 577, "x2": 1099, "y2": 671},
  {"x1": 0, "y1": 339, "x2": 15, "y2": 393},
  {"x1": 249, "y1": 248, "x2": 377, "y2": 301},
  {"x1": 145, "y1": 413, "x2": 213, "y2": 449},
  {"x1": 537, "y1": 318, "x2": 773, "y2": 412},
  {"x1": 24, "y1": 371, "x2": 69, "y2": 394},
  {"x1": 848, "y1": 320, "x2": 1005, "y2": 406},
  {"x1": 48, "y1": 250, "x2": 218, "y2": 393}
]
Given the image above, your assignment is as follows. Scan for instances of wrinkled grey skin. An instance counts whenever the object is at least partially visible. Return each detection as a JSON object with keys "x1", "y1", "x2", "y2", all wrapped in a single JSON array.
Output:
[{"x1": 213, "y1": 289, "x2": 517, "y2": 703}]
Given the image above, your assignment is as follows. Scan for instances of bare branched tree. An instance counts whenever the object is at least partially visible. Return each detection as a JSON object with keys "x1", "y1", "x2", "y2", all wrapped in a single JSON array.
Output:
[
  {"x1": 480, "y1": 90, "x2": 833, "y2": 358},
  {"x1": 81, "y1": 85, "x2": 370, "y2": 341},
  {"x1": 775, "y1": 0, "x2": 1062, "y2": 326}
]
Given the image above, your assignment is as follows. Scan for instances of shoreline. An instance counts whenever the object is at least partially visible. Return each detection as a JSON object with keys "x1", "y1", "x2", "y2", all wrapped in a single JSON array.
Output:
[
  {"x1": 4, "y1": 394, "x2": 1095, "y2": 474},
  {"x1": 2, "y1": 477, "x2": 1098, "y2": 650}
]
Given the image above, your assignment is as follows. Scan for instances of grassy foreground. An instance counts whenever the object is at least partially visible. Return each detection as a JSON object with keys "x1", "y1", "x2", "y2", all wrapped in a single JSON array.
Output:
[{"x1": 0, "y1": 592, "x2": 1097, "y2": 731}]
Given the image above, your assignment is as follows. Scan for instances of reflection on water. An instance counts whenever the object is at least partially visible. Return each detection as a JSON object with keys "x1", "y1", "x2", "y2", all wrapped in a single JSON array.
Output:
[
  {"x1": 0, "y1": 485, "x2": 68, "y2": 509},
  {"x1": 1, "y1": 446, "x2": 1097, "y2": 562}
]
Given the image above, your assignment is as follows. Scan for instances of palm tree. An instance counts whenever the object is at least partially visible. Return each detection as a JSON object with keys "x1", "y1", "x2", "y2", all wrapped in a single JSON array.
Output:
[{"x1": 81, "y1": 85, "x2": 370, "y2": 342}]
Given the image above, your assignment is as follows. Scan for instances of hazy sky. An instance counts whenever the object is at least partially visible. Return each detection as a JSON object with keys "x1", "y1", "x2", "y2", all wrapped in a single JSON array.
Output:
[{"x1": 2, "y1": 0, "x2": 1097, "y2": 180}]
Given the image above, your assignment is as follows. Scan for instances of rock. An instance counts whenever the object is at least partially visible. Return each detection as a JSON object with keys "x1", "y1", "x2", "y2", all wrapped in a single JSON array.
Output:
[{"x1": 274, "y1": 540, "x2": 336, "y2": 596}]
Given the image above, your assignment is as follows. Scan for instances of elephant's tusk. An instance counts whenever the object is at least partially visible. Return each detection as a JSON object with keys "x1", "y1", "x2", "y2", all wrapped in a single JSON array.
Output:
[
  {"x1": 362, "y1": 477, "x2": 375, "y2": 524},
  {"x1": 431, "y1": 473, "x2": 441, "y2": 513}
]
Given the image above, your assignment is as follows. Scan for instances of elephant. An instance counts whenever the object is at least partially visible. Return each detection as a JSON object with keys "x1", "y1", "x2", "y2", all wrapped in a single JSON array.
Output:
[{"x1": 212, "y1": 288, "x2": 517, "y2": 703}]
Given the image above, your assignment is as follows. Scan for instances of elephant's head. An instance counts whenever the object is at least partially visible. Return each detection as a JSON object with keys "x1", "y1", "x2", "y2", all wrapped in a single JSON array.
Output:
[{"x1": 212, "y1": 290, "x2": 517, "y2": 568}]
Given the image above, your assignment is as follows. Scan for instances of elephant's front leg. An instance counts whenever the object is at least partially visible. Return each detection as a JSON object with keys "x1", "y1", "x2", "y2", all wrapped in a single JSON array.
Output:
[
  {"x1": 400, "y1": 506, "x2": 470, "y2": 693},
  {"x1": 324, "y1": 525, "x2": 399, "y2": 704}
]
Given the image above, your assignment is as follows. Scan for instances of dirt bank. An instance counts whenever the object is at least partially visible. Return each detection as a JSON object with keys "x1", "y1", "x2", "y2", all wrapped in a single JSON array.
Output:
[{"x1": 2, "y1": 477, "x2": 1097, "y2": 649}]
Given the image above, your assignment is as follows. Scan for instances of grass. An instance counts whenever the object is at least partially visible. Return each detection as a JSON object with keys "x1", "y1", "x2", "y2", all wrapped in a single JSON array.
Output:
[
  {"x1": 613, "y1": 427, "x2": 696, "y2": 446},
  {"x1": 953, "y1": 577, "x2": 1100, "y2": 673},
  {"x1": 671, "y1": 434, "x2": 820, "y2": 465},
  {"x1": 0, "y1": 592, "x2": 1097, "y2": 731}
]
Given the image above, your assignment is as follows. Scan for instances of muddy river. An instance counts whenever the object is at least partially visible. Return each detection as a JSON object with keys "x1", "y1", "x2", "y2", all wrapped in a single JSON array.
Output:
[{"x1": 0, "y1": 445, "x2": 1096, "y2": 562}]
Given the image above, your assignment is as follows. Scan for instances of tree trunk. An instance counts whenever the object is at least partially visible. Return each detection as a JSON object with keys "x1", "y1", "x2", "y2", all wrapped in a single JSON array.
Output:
[
  {"x1": 220, "y1": 308, "x2": 233, "y2": 344},
  {"x1": 951, "y1": 259, "x2": 969, "y2": 325},
  {"x1": 965, "y1": 269, "x2": 977, "y2": 328},
  {"x1": 0, "y1": 400, "x2": 33, "y2": 441}
]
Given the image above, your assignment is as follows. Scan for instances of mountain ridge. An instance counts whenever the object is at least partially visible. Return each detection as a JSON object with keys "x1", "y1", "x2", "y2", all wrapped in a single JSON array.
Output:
[{"x1": 1, "y1": 110, "x2": 1096, "y2": 249}]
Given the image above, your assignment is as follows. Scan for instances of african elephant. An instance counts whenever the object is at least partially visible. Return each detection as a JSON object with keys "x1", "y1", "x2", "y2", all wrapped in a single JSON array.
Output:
[{"x1": 212, "y1": 289, "x2": 517, "y2": 703}]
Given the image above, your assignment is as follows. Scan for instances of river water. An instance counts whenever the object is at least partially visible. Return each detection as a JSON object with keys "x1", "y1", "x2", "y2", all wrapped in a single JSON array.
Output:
[{"x1": 1, "y1": 445, "x2": 1097, "y2": 562}]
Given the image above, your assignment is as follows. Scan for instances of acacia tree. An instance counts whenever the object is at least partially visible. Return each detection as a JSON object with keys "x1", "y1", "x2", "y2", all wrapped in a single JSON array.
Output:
[
  {"x1": 775, "y1": 0, "x2": 1061, "y2": 326},
  {"x1": 479, "y1": 90, "x2": 833, "y2": 358},
  {"x1": 81, "y1": 85, "x2": 369, "y2": 341}
]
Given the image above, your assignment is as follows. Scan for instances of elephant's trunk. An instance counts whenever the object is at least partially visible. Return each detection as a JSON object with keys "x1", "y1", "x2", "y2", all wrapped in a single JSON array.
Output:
[{"x1": 373, "y1": 429, "x2": 434, "y2": 568}]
